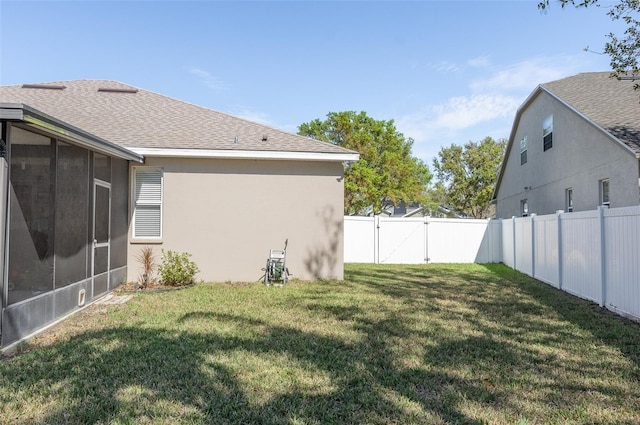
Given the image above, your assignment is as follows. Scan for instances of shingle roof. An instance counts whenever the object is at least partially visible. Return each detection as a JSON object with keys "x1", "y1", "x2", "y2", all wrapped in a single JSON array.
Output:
[
  {"x1": 541, "y1": 72, "x2": 640, "y2": 153},
  {"x1": 0, "y1": 79, "x2": 355, "y2": 156}
]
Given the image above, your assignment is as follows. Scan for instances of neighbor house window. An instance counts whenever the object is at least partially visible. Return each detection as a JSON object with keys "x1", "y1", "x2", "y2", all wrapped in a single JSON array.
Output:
[
  {"x1": 521, "y1": 199, "x2": 529, "y2": 217},
  {"x1": 520, "y1": 136, "x2": 527, "y2": 165},
  {"x1": 133, "y1": 167, "x2": 163, "y2": 238},
  {"x1": 600, "y1": 178, "x2": 610, "y2": 207},
  {"x1": 543, "y1": 115, "x2": 553, "y2": 151},
  {"x1": 565, "y1": 188, "x2": 573, "y2": 212}
]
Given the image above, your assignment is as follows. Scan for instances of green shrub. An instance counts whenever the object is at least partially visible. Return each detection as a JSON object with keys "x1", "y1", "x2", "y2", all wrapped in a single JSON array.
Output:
[{"x1": 158, "y1": 250, "x2": 200, "y2": 287}]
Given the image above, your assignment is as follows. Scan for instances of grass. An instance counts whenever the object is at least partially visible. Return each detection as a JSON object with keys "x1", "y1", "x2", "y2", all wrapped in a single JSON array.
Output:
[{"x1": 1, "y1": 263, "x2": 639, "y2": 424}]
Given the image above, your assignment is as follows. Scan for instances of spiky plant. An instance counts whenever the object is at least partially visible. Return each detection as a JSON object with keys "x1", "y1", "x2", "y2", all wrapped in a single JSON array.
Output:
[{"x1": 135, "y1": 246, "x2": 157, "y2": 288}]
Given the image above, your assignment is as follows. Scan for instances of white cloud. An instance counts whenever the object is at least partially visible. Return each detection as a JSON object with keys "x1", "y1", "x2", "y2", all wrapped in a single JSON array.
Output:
[
  {"x1": 467, "y1": 55, "x2": 491, "y2": 68},
  {"x1": 430, "y1": 61, "x2": 461, "y2": 73},
  {"x1": 469, "y1": 55, "x2": 586, "y2": 92},
  {"x1": 233, "y1": 108, "x2": 273, "y2": 126},
  {"x1": 396, "y1": 53, "x2": 600, "y2": 163},
  {"x1": 188, "y1": 67, "x2": 230, "y2": 90},
  {"x1": 396, "y1": 93, "x2": 520, "y2": 163},
  {"x1": 397, "y1": 93, "x2": 519, "y2": 140}
]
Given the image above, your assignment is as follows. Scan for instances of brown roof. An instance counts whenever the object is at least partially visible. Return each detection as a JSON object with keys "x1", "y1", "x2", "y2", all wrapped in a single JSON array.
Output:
[
  {"x1": 541, "y1": 72, "x2": 640, "y2": 153},
  {"x1": 0, "y1": 79, "x2": 355, "y2": 156}
]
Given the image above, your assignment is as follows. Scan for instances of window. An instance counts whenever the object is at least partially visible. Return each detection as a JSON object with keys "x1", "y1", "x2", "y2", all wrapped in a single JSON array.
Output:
[
  {"x1": 133, "y1": 167, "x2": 163, "y2": 238},
  {"x1": 521, "y1": 199, "x2": 529, "y2": 217},
  {"x1": 543, "y1": 115, "x2": 553, "y2": 151},
  {"x1": 520, "y1": 136, "x2": 527, "y2": 165},
  {"x1": 565, "y1": 188, "x2": 573, "y2": 212},
  {"x1": 600, "y1": 179, "x2": 610, "y2": 207}
]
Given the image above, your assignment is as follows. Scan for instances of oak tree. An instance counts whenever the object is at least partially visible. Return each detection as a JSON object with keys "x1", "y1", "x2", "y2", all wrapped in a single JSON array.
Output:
[
  {"x1": 432, "y1": 137, "x2": 506, "y2": 219},
  {"x1": 299, "y1": 111, "x2": 432, "y2": 215}
]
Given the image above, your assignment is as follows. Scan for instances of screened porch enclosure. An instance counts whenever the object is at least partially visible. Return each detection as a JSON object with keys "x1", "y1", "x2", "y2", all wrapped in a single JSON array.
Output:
[{"x1": 1, "y1": 118, "x2": 135, "y2": 347}]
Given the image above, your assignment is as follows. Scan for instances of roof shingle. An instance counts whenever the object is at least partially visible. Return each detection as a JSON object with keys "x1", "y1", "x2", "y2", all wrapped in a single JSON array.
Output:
[
  {"x1": 0, "y1": 79, "x2": 355, "y2": 156},
  {"x1": 541, "y1": 72, "x2": 640, "y2": 153}
]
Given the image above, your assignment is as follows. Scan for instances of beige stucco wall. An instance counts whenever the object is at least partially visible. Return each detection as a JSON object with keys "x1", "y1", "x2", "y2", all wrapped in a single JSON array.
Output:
[
  {"x1": 496, "y1": 92, "x2": 640, "y2": 218},
  {"x1": 127, "y1": 157, "x2": 346, "y2": 283}
]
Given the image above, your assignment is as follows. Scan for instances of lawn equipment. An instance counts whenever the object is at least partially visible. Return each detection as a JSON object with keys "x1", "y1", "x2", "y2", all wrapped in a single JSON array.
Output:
[{"x1": 263, "y1": 239, "x2": 289, "y2": 286}]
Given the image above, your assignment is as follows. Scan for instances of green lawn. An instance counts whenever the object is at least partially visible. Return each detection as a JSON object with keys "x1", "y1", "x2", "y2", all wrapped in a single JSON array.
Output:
[{"x1": 1, "y1": 263, "x2": 639, "y2": 424}]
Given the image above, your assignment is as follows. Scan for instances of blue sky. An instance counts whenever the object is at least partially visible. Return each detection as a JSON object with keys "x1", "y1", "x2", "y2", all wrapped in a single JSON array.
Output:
[{"x1": 0, "y1": 0, "x2": 621, "y2": 164}]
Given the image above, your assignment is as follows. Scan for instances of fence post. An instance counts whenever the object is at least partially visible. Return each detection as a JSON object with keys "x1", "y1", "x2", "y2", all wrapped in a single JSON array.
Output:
[
  {"x1": 424, "y1": 216, "x2": 430, "y2": 263},
  {"x1": 599, "y1": 206, "x2": 607, "y2": 308},
  {"x1": 556, "y1": 210, "x2": 564, "y2": 290},
  {"x1": 530, "y1": 214, "x2": 536, "y2": 278},
  {"x1": 497, "y1": 218, "x2": 503, "y2": 263},
  {"x1": 512, "y1": 217, "x2": 517, "y2": 271},
  {"x1": 374, "y1": 215, "x2": 380, "y2": 264}
]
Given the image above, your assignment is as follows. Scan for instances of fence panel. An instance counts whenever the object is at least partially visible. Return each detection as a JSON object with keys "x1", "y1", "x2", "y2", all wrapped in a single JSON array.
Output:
[
  {"x1": 428, "y1": 218, "x2": 493, "y2": 263},
  {"x1": 561, "y1": 210, "x2": 602, "y2": 304},
  {"x1": 344, "y1": 216, "x2": 375, "y2": 263},
  {"x1": 514, "y1": 217, "x2": 533, "y2": 276},
  {"x1": 501, "y1": 218, "x2": 515, "y2": 268},
  {"x1": 378, "y1": 217, "x2": 426, "y2": 264},
  {"x1": 604, "y1": 206, "x2": 640, "y2": 320},
  {"x1": 476, "y1": 219, "x2": 502, "y2": 263},
  {"x1": 533, "y1": 214, "x2": 560, "y2": 287},
  {"x1": 344, "y1": 207, "x2": 639, "y2": 323}
]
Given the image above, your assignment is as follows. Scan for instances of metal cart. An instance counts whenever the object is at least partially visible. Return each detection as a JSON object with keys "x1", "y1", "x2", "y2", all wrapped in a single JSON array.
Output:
[{"x1": 263, "y1": 239, "x2": 289, "y2": 286}]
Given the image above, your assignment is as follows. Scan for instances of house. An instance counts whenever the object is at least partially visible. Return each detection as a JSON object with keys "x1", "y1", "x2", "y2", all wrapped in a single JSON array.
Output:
[
  {"x1": 493, "y1": 72, "x2": 640, "y2": 218},
  {"x1": 0, "y1": 80, "x2": 359, "y2": 348}
]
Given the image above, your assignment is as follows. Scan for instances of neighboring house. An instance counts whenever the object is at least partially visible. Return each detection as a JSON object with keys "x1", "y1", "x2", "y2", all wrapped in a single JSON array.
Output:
[
  {"x1": 356, "y1": 202, "x2": 468, "y2": 218},
  {"x1": 493, "y1": 72, "x2": 640, "y2": 218},
  {"x1": 0, "y1": 80, "x2": 359, "y2": 348},
  {"x1": 357, "y1": 201, "x2": 424, "y2": 217}
]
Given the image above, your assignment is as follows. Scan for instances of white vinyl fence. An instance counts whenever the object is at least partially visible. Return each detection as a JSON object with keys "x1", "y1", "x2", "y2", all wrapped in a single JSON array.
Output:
[{"x1": 344, "y1": 205, "x2": 640, "y2": 321}]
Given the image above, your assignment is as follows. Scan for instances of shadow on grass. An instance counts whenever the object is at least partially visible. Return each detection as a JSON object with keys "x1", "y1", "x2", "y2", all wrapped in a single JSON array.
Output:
[
  {"x1": 479, "y1": 263, "x2": 640, "y2": 375},
  {"x1": 345, "y1": 263, "x2": 640, "y2": 417},
  {"x1": 1, "y1": 313, "x2": 483, "y2": 424},
  {"x1": 2, "y1": 263, "x2": 639, "y2": 424}
]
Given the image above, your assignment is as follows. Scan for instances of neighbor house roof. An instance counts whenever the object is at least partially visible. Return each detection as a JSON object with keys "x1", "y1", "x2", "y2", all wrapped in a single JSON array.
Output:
[
  {"x1": 0, "y1": 80, "x2": 359, "y2": 162},
  {"x1": 541, "y1": 72, "x2": 640, "y2": 154},
  {"x1": 493, "y1": 72, "x2": 640, "y2": 202}
]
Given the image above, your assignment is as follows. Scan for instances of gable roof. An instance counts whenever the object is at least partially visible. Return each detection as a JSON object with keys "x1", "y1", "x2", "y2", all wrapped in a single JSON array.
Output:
[
  {"x1": 0, "y1": 80, "x2": 358, "y2": 161},
  {"x1": 493, "y1": 72, "x2": 640, "y2": 201},
  {"x1": 541, "y1": 72, "x2": 640, "y2": 154}
]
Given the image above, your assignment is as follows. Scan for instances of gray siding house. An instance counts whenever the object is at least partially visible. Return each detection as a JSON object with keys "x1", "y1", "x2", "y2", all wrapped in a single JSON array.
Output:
[
  {"x1": 0, "y1": 80, "x2": 358, "y2": 348},
  {"x1": 494, "y1": 72, "x2": 640, "y2": 218}
]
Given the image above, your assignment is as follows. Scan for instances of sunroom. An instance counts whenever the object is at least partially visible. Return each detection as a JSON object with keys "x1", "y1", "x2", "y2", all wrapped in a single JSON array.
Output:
[{"x1": 0, "y1": 103, "x2": 143, "y2": 348}]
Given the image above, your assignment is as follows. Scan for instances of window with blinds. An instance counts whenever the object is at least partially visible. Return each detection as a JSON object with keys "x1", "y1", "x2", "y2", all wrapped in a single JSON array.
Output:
[
  {"x1": 543, "y1": 115, "x2": 553, "y2": 152},
  {"x1": 133, "y1": 167, "x2": 163, "y2": 238}
]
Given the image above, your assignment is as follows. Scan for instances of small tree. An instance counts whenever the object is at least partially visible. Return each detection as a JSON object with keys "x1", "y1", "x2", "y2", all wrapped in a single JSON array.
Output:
[
  {"x1": 433, "y1": 137, "x2": 506, "y2": 218},
  {"x1": 158, "y1": 250, "x2": 200, "y2": 287},
  {"x1": 299, "y1": 111, "x2": 432, "y2": 215}
]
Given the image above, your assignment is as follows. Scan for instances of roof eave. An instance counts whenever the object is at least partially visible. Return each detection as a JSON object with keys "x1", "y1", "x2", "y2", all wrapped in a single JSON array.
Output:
[
  {"x1": 0, "y1": 103, "x2": 144, "y2": 163},
  {"x1": 539, "y1": 87, "x2": 640, "y2": 157},
  {"x1": 125, "y1": 147, "x2": 360, "y2": 163},
  {"x1": 492, "y1": 84, "x2": 640, "y2": 202}
]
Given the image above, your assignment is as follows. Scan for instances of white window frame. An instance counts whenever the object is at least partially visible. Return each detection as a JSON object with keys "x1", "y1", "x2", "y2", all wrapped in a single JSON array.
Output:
[
  {"x1": 520, "y1": 136, "x2": 527, "y2": 165},
  {"x1": 521, "y1": 199, "x2": 529, "y2": 217},
  {"x1": 543, "y1": 115, "x2": 553, "y2": 151},
  {"x1": 132, "y1": 166, "x2": 163, "y2": 239},
  {"x1": 565, "y1": 188, "x2": 573, "y2": 212},
  {"x1": 599, "y1": 178, "x2": 610, "y2": 208}
]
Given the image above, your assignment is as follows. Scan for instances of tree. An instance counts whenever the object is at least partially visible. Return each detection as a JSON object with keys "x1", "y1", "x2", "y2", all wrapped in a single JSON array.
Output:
[
  {"x1": 298, "y1": 111, "x2": 432, "y2": 215},
  {"x1": 432, "y1": 137, "x2": 506, "y2": 219},
  {"x1": 539, "y1": 0, "x2": 640, "y2": 84}
]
